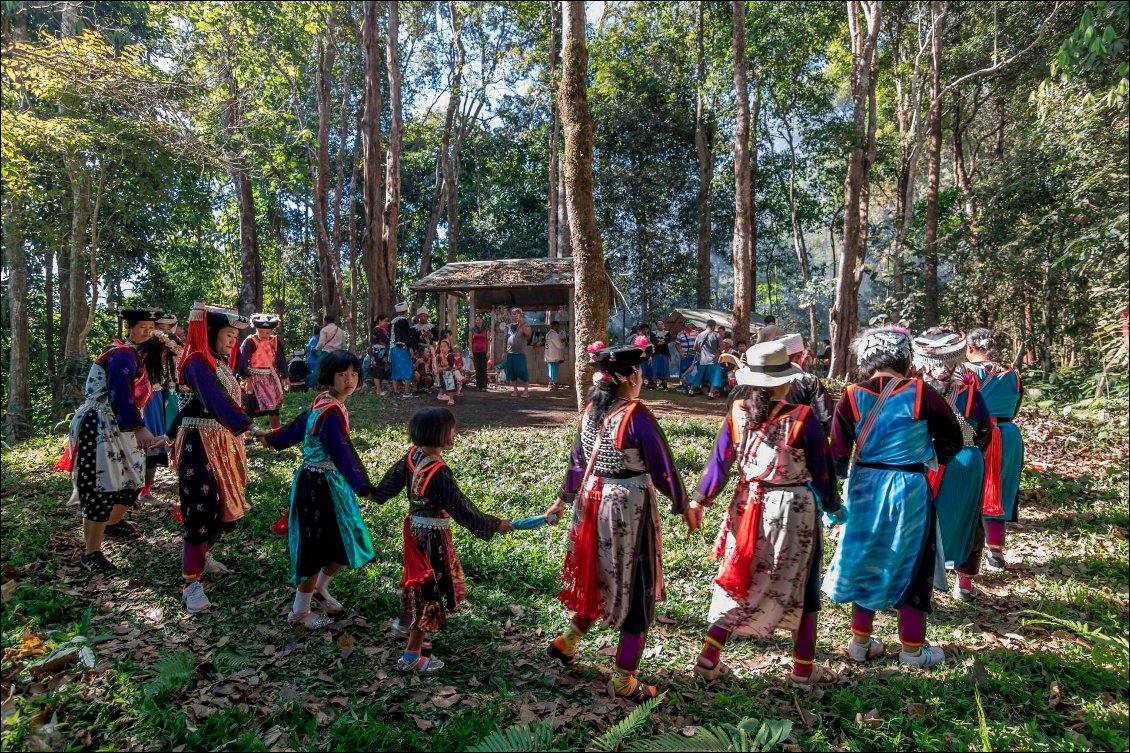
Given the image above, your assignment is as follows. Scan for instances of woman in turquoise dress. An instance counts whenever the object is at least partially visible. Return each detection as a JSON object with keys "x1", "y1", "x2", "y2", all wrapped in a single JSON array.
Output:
[
  {"x1": 966, "y1": 328, "x2": 1024, "y2": 573},
  {"x1": 264, "y1": 351, "x2": 376, "y2": 630},
  {"x1": 822, "y1": 327, "x2": 963, "y2": 669}
]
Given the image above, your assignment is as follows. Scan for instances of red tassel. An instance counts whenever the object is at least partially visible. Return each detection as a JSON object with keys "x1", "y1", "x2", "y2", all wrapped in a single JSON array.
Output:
[
  {"x1": 927, "y1": 464, "x2": 946, "y2": 499},
  {"x1": 982, "y1": 421, "x2": 1004, "y2": 516},
  {"x1": 714, "y1": 486, "x2": 763, "y2": 600},
  {"x1": 557, "y1": 478, "x2": 605, "y2": 620},
  {"x1": 54, "y1": 441, "x2": 74, "y2": 473},
  {"x1": 177, "y1": 304, "x2": 217, "y2": 383},
  {"x1": 400, "y1": 517, "x2": 435, "y2": 589},
  {"x1": 271, "y1": 510, "x2": 289, "y2": 537}
]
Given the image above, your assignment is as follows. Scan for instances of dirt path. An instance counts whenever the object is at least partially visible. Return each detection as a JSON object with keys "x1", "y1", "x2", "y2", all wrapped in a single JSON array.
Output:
[{"x1": 345, "y1": 385, "x2": 727, "y2": 430}]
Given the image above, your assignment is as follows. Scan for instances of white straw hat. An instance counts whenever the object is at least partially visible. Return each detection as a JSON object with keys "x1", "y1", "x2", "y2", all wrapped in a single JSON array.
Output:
[
  {"x1": 777, "y1": 333, "x2": 804, "y2": 356},
  {"x1": 722, "y1": 341, "x2": 805, "y2": 388}
]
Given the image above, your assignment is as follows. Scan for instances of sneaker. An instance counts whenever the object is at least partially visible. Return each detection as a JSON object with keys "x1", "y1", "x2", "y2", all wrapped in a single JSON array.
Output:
[
  {"x1": 688, "y1": 389, "x2": 702, "y2": 397},
  {"x1": 899, "y1": 645, "x2": 945, "y2": 667},
  {"x1": 312, "y1": 589, "x2": 343, "y2": 615},
  {"x1": 951, "y1": 579, "x2": 977, "y2": 602},
  {"x1": 287, "y1": 609, "x2": 334, "y2": 631},
  {"x1": 984, "y1": 552, "x2": 1007, "y2": 572},
  {"x1": 81, "y1": 551, "x2": 117, "y2": 574},
  {"x1": 847, "y1": 636, "x2": 886, "y2": 663},
  {"x1": 203, "y1": 554, "x2": 230, "y2": 574},
  {"x1": 137, "y1": 492, "x2": 157, "y2": 505},
  {"x1": 182, "y1": 581, "x2": 211, "y2": 613},
  {"x1": 104, "y1": 520, "x2": 141, "y2": 539},
  {"x1": 397, "y1": 654, "x2": 444, "y2": 673}
]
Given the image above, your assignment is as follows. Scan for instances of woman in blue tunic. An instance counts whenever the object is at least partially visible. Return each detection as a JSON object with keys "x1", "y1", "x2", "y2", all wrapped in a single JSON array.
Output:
[
  {"x1": 912, "y1": 330, "x2": 992, "y2": 602},
  {"x1": 822, "y1": 327, "x2": 963, "y2": 668},
  {"x1": 263, "y1": 350, "x2": 377, "y2": 631},
  {"x1": 966, "y1": 328, "x2": 1024, "y2": 572}
]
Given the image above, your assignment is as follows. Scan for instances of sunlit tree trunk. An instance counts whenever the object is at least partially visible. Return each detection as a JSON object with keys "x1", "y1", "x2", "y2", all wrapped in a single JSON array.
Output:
[
  {"x1": 731, "y1": 0, "x2": 754, "y2": 340},
  {"x1": 383, "y1": 0, "x2": 403, "y2": 317},
  {"x1": 829, "y1": 0, "x2": 881, "y2": 380},
  {"x1": 922, "y1": 0, "x2": 945, "y2": 328},
  {"x1": 694, "y1": 1, "x2": 714, "y2": 308},
  {"x1": 561, "y1": 0, "x2": 610, "y2": 410},
  {"x1": 361, "y1": 0, "x2": 388, "y2": 323}
]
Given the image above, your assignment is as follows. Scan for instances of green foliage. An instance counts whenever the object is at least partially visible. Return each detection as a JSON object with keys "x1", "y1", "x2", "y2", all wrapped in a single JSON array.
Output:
[
  {"x1": 626, "y1": 718, "x2": 792, "y2": 752},
  {"x1": 142, "y1": 651, "x2": 196, "y2": 699},
  {"x1": 1018, "y1": 610, "x2": 1130, "y2": 665},
  {"x1": 1048, "y1": 0, "x2": 1130, "y2": 109},
  {"x1": 589, "y1": 694, "x2": 665, "y2": 752},
  {"x1": 469, "y1": 719, "x2": 557, "y2": 753}
]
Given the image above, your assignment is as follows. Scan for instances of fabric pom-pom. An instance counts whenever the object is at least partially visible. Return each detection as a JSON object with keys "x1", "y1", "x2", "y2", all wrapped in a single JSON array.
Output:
[
  {"x1": 587, "y1": 341, "x2": 605, "y2": 354},
  {"x1": 592, "y1": 370, "x2": 609, "y2": 385},
  {"x1": 632, "y1": 335, "x2": 650, "y2": 348}
]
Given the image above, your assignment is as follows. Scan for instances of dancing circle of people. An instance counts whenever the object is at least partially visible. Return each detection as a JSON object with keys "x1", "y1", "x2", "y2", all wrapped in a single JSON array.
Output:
[{"x1": 65, "y1": 300, "x2": 1025, "y2": 701}]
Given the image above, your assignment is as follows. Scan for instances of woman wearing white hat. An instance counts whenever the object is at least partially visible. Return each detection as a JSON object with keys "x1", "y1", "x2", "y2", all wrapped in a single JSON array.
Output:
[{"x1": 691, "y1": 341, "x2": 843, "y2": 688}]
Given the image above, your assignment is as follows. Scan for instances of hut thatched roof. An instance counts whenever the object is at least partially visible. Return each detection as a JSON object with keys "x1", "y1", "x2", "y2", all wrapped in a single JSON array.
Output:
[{"x1": 412, "y1": 258, "x2": 574, "y2": 310}]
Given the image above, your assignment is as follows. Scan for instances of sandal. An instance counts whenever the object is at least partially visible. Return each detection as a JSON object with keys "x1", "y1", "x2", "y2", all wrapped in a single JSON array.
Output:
[
  {"x1": 693, "y1": 660, "x2": 732, "y2": 682},
  {"x1": 608, "y1": 677, "x2": 659, "y2": 703},
  {"x1": 397, "y1": 654, "x2": 445, "y2": 673},
  {"x1": 787, "y1": 664, "x2": 842, "y2": 689},
  {"x1": 288, "y1": 610, "x2": 335, "y2": 631},
  {"x1": 546, "y1": 638, "x2": 581, "y2": 668},
  {"x1": 312, "y1": 590, "x2": 343, "y2": 616}
]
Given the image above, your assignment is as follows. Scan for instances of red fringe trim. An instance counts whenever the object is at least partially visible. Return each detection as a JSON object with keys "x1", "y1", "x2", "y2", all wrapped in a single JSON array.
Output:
[
  {"x1": 400, "y1": 517, "x2": 435, "y2": 589},
  {"x1": 926, "y1": 464, "x2": 945, "y2": 499},
  {"x1": 557, "y1": 478, "x2": 604, "y2": 620},
  {"x1": 981, "y1": 421, "x2": 1004, "y2": 516},
  {"x1": 54, "y1": 441, "x2": 74, "y2": 473},
  {"x1": 177, "y1": 307, "x2": 217, "y2": 383},
  {"x1": 714, "y1": 486, "x2": 763, "y2": 600}
]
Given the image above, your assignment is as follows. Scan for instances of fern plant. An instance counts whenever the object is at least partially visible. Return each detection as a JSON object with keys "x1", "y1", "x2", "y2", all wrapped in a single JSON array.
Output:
[
  {"x1": 588, "y1": 694, "x2": 664, "y2": 752},
  {"x1": 626, "y1": 718, "x2": 793, "y2": 752},
  {"x1": 1017, "y1": 609, "x2": 1130, "y2": 665},
  {"x1": 143, "y1": 651, "x2": 196, "y2": 699},
  {"x1": 468, "y1": 718, "x2": 557, "y2": 752}
]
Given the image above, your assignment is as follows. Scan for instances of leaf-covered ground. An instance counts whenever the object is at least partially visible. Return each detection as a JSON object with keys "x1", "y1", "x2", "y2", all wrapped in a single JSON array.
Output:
[{"x1": 1, "y1": 390, "x2": 1127, "y2": 751}]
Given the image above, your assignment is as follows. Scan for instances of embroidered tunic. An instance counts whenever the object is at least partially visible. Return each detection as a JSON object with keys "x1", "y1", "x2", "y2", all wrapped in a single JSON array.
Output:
[
  {"x1": 69, "y1": 343, "x2": 149, "y2": 521},
  {"x1": 698, "y1": 401, "x2": 838, "y2": 635},
  {"x1": 557, "y1": 400, "x2": 688, "y2": 630},
  {"x1": 172, "y1": 355, "x2": 253, "y2": 545},
  {"x1": 822, "y1": 377, "x2": 962, "y2": 613},
  {"x1": 372, "y1": 447, "x2": 500, "y2": 632},
  {"x1": 968, "y1": 362, "x2": 1025, "y2": 522},
  {"x1": 266, "y1": 393, "x2": 376, "y2": 584},
  {"x1": 235, "y1": 334, "x2": 287, "y2": 415}
]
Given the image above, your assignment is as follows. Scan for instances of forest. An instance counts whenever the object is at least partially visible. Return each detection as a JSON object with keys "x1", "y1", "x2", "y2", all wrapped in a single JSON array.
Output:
[{"x1": 1, "y1": 2, "x2": 1128, "y2": 752}]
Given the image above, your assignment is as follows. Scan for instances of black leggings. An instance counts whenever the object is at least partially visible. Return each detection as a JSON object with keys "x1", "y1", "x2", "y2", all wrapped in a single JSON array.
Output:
[{"x1": 473, "y1": 351, "x2": 488, "y2": 390}]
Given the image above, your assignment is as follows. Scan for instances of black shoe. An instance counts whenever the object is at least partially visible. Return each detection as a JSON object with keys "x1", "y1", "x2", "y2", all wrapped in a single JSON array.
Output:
[
  {"x1": 104, "y1": 520, "x2": 141, "y2": 539},
  {"x1": 81, "y1": 551, "x2": 117, "y2": 573}
]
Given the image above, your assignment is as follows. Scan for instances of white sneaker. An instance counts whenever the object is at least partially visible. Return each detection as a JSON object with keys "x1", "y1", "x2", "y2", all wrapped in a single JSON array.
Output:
[
  {"x1": 312, "y1": 589, "x2": 343, "y2": 615},
  {"x1": 847, "y1": 636, "x2": 886, "y2": 663},
  {"x1": 984, "y1": 552, "x2": 1007, "y2": 572},
  {"x1": 203, "y1": 554, "x2": 230, "y2": 574},
  {"x1": 951, "y1": 579, "x2": 977, "y2": 602},
  {"x1": 182, "y1": 581, "x2": 211, "y2": 613},
  {"x1": 899, "y1": 645, "x2": 945, "y2": 667}
]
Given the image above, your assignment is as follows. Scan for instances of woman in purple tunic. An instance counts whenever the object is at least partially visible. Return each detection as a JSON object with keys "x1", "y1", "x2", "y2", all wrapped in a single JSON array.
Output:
[{"x1": 543, "y1": 341, "x2": 700, "y2": 702}]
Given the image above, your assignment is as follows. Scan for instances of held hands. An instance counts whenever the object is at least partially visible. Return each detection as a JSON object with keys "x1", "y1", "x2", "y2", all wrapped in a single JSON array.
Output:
[
  {"x1": 497, "y1": 519, "x2": 516, "y2": 534},
  {"x1": 682, "y1": 500, "x2": 704, "y2": 534},
  {"x1": 543, "y1": 496, "x2": 567, "y2": 525},
  {"x1": 821, "y1": 507, "x2": 849, "y2": 530},
  {"x1": 134, "y1": 427, "x2": 157, "y2": 450}
]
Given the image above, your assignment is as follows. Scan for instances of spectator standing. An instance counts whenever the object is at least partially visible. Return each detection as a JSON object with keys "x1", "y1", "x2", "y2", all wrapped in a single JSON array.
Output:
[
  {"x1": 470, "y1": 314, "x2": 490, "y2": 391},
  {"x1": 676, "y1": 321, "x2": 697, "y2": 386},
  {"x1": 503, "y1": 308, "x2": 532, "y2": 398},
  {"x1": 305, "y1": 325, "x2": 321, "y2": 390},
  {"x1": 756, "y1": 315, "x2": 782, "y2": 343},
  {"x1": 545, "y1": 320, "x2": 568, "y2": 389}
]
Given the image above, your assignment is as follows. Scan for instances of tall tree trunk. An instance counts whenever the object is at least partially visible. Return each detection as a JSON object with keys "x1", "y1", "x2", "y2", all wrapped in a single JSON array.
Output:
[
  {"x1": 922, "y1": 0, "x2": 945, "y2": 328},
  {"x1": 314, "y1": 30, "x2": 341, "y2": 320},
  {"x1": 383, "y1": 0, "x2": 403, "y2": 315},
  {"x1": 694, "y1": 1, "x2": 714, "y2": 308},
  {"x1": 1040, "y1": 244, "x2": 1053, "y2": 376},
  {"x1": 350, "y1": 118, "x2": 362, "y2": 347},
  {"x1": 219, "y1": 31, "x2": 262, "y2": 316},
  {"x1": 548, "y1": 1, "x2": 560, "y2": 259},
  {"x1": 414, "y1": 162, "x2": 446, "y2": 309},
  {"x1": 731, "y1": 0, "x2": 754, "y2": 340},
  {"x1": 4, "y1": 196, "x2": 30, "y2": 438},
  {"x1": 442, "y1": 0, "x2": 464, "y2": 273},
  {"x1": 62, "y1": 163, "x2": 91, "y2": 368},
  {"x1": 361, "y1": 0, "x2": 388, "y2": 323},
  {"x1": 829, "y1": 0, "x2": 882, "y2": 380},
  {"x1": 6, "y1": 9, "x2": 30, "y2": 438},
  {"x1": 952, "y1": 91, "x2": 989, "y2": 326},
  {"x1": 561, "y1": 0, "x2": 610, "y2": 410},
  {"x1": 557, "y1": 153, "x2": 571, "y2": 255},
  {"x1": 783, "y1": 130, "x2": 818, "y2": 348}
]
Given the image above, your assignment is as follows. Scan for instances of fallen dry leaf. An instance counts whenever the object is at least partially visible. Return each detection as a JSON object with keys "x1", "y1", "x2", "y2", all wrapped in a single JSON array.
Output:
[
  {"x1": 1048, "y1": 682, "x2": 1061, "y2": 708},
  {"x1": 855, "y1": 709, "x2": 883, "y2": 729}
]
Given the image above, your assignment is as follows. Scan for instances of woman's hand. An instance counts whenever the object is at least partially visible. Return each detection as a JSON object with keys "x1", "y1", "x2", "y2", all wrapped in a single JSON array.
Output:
[
  {"x1": 497, "y1": 519, "x2": 516, "y2": 534},
  {"x1": 544, "y1": 496, "x2": 567, "y2": 525},
  {"x1": 134, "y1": 426, "x2": 156, "y2": 450},
  {"x1": 682, "y1": 500, "x2": 704, "y2": 534}
]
